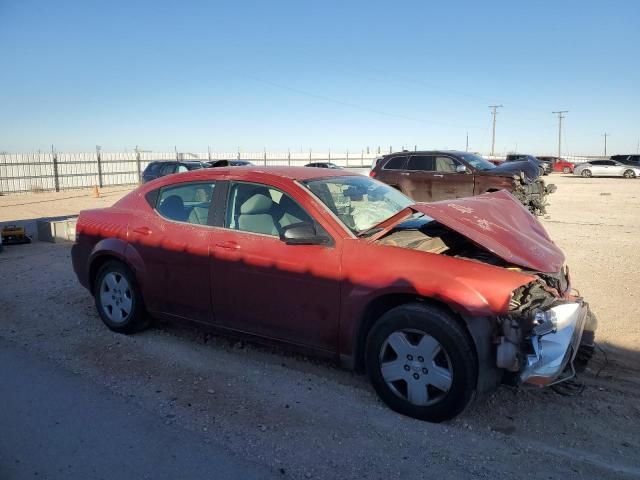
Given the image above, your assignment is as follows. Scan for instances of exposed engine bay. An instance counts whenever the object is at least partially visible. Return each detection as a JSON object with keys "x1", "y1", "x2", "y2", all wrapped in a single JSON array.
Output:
[
  {"x1": 376, "y1": 217, "x2": 597, "y2": 387},
  {"x1": 377, "y1": 217, "x2": 508, "y2": 266},
  {"x1": 512, "y1": 176, "x2": 557, "y2": 216}
]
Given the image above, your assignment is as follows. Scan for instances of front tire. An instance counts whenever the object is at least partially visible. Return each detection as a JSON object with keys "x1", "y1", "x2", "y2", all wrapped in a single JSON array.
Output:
[
  {"x1": 581, "y1": 169, "x2": 592, "y2": 178},
  {"x1": 365, "y1": 303, "x2": 477, "y2": 422},
  {"x1": 623, "y1": 169, "x2": 635, "y2": 178},
  {"x1": 94, "y1": 260, "x2": 150, "y2": 334}
]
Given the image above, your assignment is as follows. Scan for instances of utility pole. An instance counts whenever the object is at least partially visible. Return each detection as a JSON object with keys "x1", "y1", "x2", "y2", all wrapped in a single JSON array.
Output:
[
  {"x1": 488, "y1": 105, "x2": 503, "y2": 157},
  {"x1": 465, "y1": 132, "x2": 469, "y2": 152},
  {"x1": 602, "y1": 132, "x2": 610, "y2": 156},
  {"x1": 552, "y1": 111, "x2": 568, "y2": 159}
]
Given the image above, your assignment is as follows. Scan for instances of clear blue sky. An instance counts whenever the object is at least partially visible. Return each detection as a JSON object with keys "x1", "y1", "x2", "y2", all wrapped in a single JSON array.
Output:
[{"x1": 1, "y1": 0, "x2": 638, "y2": 155}]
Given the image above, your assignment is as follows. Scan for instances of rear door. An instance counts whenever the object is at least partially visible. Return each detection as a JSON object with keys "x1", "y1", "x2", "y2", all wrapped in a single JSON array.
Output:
[
  {"x1": 589, "y1": 160, "x2": 606, "y2": 176},
  {"x1": 128, "y1": 181, "x2": 219, "y2": 322},
  {"x1": 403, "y1": 155, "x2": 435, "y2": 201}
]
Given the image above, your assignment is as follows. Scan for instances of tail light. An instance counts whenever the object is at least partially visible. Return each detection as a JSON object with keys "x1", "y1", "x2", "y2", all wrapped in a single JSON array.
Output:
[{"x1": 369, "y1": 170, "x2": 377, "y2": 178}]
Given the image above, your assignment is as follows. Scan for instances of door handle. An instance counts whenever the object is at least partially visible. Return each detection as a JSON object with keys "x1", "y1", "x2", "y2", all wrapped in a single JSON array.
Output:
[
  {"x1": 132, "y1": 226, "x2": 152, "y2": 235},
  {"x1": 215, "y1": 241, "x2": 240, "y2": 250},
  {"x1": 433, "y1": 174, "x2": 444, "y2": 178},
  {"x1": 400, "y1": 172, "x2": 410, "y2": 176}
]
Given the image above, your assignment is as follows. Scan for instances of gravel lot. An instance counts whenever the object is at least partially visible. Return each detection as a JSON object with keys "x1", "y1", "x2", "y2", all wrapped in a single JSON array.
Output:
[{"x1": 1, "y1": 174, "x2": 639, "y2": 479}]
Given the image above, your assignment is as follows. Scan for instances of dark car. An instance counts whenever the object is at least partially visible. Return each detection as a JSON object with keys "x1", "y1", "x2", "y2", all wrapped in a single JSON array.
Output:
[
  {"x1": 305, "y1": 162, "x2": 342, "y2": 169},
  {"x1": 71, "y1": 166, "x2": 595, "y2": 422},
  {"x1": 206, "y1": 160, "x2": 254, "y2": 168},
  {"x1": 610, "y1": 154, "x2": 640, "y2": 167},
  {"x1": 505, "y1": 154, "x2": 552, "y2": 175},
  {"x1": 370, "y1": 151, "x2": 555, "y2": 215},
  {"x1": 142, "y1": 160, "x2": 206, "y2": 183}
]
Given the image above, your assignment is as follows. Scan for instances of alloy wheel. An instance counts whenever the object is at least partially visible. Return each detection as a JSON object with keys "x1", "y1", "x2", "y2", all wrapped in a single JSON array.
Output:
[
  {"x1": 378, "y1": 329, "x2": 453, "y2": 406},
  {"x1": 100, "y1": 272, "x2": 133, "y2": 323}
]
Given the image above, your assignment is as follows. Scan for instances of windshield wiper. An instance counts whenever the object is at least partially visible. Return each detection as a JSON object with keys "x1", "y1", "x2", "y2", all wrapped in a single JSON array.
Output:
[{"x1": 356, "y1": 227, "x2": 385, "y2": 238}]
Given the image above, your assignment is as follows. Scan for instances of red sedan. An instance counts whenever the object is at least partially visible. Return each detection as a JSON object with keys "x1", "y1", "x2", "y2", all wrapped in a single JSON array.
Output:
[
  {"x1": 537, "y1": 156, "x2": 575, "y2": 174},
  {"x1": 72, "y1": 167, "x2": 596, "y2": 421}
]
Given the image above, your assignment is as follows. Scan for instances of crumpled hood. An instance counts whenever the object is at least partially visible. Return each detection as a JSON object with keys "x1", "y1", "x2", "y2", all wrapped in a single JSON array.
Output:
[
  {"x1": 486, "y1": 159, "x2": 540, "y2": 183},
  {"x1": 410, "y1": 190, "x2": 565, "y2": 272}
]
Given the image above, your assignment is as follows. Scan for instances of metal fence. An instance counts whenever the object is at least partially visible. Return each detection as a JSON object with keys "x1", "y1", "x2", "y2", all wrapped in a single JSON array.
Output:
[
  {"x1": 0, "y1": 150, "x2": 378, "y2": 194},
  {"x1": 0, "y1": 150, "x2": 610, "y2": 195}
]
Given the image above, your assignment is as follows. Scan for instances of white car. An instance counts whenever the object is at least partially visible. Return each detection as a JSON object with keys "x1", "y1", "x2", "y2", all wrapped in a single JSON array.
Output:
[{"x1": 573, "y1": 160, "x2": 640, "y2": 178}]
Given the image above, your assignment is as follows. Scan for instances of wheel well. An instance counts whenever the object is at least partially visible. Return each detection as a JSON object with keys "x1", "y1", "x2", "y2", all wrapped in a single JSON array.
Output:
[
  {"x1": 486, "y1": 188, "x2": 500, "y2": 193},
  {"x1": 88, "y1": 254, "x2": 123, "y2": 294},
  {"x1": 353, "y1": 294, "x2": 474, "y2": 372}
]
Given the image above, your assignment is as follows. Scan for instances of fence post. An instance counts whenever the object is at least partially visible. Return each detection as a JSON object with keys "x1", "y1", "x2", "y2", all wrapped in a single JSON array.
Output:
[
  {"x1": 328, "y1": 149, "x2": 331, "y2": 162},
  {"x1": 346, "y1": 150, "x2": 349, "y2": 167},
  {"x1": 287, "y1": 149, "x2": 291, "y2": 166},
  {"x1": 361, "y1": 149, "x2": 364, "y2": 166},
  {"x1": 135, "y1": 150, "x2": 142, "y2": 184},
  {"x1": 309, "y1": 148, "x2": 312, "y2": 161},
  {"x1": 52, "y1": 149, "x2": 60, "y2": 192},
  {"x1": 96, "y1": 146, "x2": 103, "y2": 188},
  {"x1": 237, "y1": 148, "x2": 241, "y2": 160}
]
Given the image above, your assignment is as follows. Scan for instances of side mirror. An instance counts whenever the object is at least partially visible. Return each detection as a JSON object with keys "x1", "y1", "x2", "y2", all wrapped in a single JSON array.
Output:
[
  {"x1": 455, "y1": 164, "x2": 467, "y2": 173},
  {"x1": 280, "y1": 222, "x2": 330, "y2": 246}
]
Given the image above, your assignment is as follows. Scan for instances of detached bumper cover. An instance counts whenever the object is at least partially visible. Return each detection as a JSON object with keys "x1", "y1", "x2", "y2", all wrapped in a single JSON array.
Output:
[{"x1": 521, "y1": 301, "x2": 588, "y2": 386}]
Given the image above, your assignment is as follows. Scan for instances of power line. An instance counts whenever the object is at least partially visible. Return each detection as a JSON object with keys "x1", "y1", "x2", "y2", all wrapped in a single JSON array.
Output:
[
  {"x1": 488, "y1": 105, "x2": 503, "y2": 156},
  {"x1": 552, "y1": 111, "x2": 568, "y2": 159}
]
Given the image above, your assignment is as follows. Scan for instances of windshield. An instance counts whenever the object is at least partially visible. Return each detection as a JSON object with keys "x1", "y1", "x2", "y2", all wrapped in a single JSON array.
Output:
[
  {"x1": 303, "y1": 176, "x2": 413, "y2": 234},
  {"x1": 459, "y1": 153, "x2": 495, "y2": 171}
]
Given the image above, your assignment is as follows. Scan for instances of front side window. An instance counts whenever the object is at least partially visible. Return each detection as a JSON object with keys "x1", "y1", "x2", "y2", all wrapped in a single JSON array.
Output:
[
  {"x1": 303, "y1": 175, "x2": 413, "y2": 234},
  {"x1": 434, "y1": 156, "x2": 459, "y2": 173},
  {"x1": 226, "y1": 182, "x2": 314, "y2": 237},
  {"x1": 156, "y1": 182, "x2": 216, "y2": 225}
]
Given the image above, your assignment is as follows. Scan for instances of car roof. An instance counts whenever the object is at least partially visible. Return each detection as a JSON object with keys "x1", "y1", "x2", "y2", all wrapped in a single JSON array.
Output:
[
  {"x1": 145, "y1": 166, "x2": 357, "y2": 187},
  {"x1": 383, "y1": 150, "x2": 470, "y2": 157}
]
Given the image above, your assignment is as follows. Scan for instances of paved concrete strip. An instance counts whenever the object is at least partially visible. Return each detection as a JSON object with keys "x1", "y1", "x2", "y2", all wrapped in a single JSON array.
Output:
[{"x1": 0, "y1": 340, "x2": 276, "y2": 480}]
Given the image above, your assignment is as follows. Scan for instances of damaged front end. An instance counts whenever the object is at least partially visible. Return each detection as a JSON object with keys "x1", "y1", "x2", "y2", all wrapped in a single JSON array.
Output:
[
  {"x1": 497, "y1": 275, "x2": 597, "y2": 387},
  {"x1": 511, "y1": 173, "x2": 557, "y2": 216}
]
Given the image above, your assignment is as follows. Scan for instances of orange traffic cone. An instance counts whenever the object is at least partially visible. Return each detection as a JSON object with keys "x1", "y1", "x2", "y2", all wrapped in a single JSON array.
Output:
[{"x1": 93, "y1": 185, "x2": 100, "y2": 198}]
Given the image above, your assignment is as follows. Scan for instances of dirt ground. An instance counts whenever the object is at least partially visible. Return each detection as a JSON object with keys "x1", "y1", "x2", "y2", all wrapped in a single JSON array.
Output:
[{"x1": 1, "y1": 174, "x2": 639, "y2": 479}]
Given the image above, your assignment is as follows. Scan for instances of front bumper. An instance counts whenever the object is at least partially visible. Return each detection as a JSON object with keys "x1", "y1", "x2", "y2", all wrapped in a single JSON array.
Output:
[{"x1": 521, "y1": 301, "x2": 588, "y2": 386}]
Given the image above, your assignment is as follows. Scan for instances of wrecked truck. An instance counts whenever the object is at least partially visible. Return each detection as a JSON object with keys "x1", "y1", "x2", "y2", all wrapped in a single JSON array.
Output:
[
  {"x1": 71, "y1": 167, "x2": 594, "y2": 423},
  {"x1": 370, "y1": 150, "x2": 556, "y2": 215}
]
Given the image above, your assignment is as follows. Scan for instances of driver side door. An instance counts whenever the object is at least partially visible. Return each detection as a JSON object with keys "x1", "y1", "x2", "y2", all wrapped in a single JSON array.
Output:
[{"x1": 209, "y1": 180, "x2": 342, "y2": 353}]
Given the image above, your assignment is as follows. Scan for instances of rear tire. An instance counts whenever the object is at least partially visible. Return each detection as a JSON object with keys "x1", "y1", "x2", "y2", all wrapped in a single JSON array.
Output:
[
  {"x1": 94, "y1": 260, "x2": 150, "y2": 334},
  {"x1": 365, "y1": 303, "x2": 477, "y2": 422},
  {"x1": 581, "y1": 169, "x2": 592, "y2": 178},
  {"x1": 623, "y1": 169, "x2": 635, "y2": 178},
  {"x1": 562, "y1": 167, "x2": 571, "y2": 174}
]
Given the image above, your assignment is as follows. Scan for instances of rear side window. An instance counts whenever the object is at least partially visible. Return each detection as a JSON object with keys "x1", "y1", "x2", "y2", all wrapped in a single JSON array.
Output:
[
  {"x1": 145, "y1": 162, "x2": 162, "y2": 175},
  {"x1": 156, "y1": 182, "x2": 216, "y2": 225},
  {"x1": 383, "y1": 156, "x2": 407, "y2": 170},
  {"x1": 407, "y1": 155, "x2": 435, "y2": 171},
  {"x1": 185, "y1": 163, "x2": 204, "y2": 171},
  {"x1": 159, "y1": 163, "x2": 177, "y2": 176}
]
